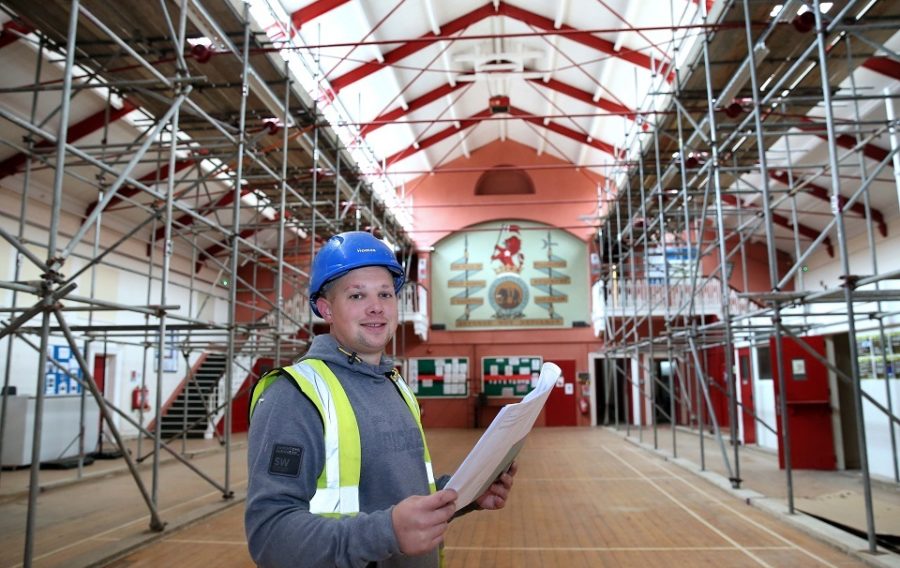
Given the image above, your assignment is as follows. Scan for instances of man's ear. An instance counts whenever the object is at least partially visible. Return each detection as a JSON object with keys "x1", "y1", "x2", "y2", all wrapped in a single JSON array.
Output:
[{"x1": 316, "y1": 296, "x2": 333, "y2": 322}]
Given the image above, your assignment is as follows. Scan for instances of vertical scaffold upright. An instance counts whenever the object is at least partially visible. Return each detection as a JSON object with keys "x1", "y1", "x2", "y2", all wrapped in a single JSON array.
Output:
[
  {"x1": 597, "y1": 0, "x2": 900, "y2": 556},
  {"x1": 0, "y1": 1, "x2": 413, "y2": 565}
]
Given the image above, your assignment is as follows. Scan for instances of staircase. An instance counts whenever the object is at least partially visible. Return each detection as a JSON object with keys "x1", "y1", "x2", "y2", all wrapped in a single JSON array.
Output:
[{"x1": 159, "y1": 353, "x2": 227, "y2": 439}]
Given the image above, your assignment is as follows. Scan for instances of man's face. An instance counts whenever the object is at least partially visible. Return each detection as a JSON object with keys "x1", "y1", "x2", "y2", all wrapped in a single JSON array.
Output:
[{"x1": 315, "y1": 266, "x2": 399, "y2": 365}]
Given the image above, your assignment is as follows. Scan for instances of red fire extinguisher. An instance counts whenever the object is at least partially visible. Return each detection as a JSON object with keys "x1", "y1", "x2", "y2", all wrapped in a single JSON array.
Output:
[
  {"x1": 131, "y1": 386, "x2": 150, "y2": 411},
  {"x1": 579, "y1": 397, "x2": 590, "y2": 415}
]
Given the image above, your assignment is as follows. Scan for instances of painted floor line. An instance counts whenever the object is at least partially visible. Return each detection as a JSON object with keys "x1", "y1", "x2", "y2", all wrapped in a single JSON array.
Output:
[
  {"x1": 603, "y1": 447, "x2": 775, "y2": 568},
  {"x1": 444, "y1": 545, "x2": 797, "y2": 552},
  {"x1": 12, "y1": 478, "x2": 250, "y2": 568},
  {"x1": 623, "y1": 443, "x2": 840, "y2": 568}
]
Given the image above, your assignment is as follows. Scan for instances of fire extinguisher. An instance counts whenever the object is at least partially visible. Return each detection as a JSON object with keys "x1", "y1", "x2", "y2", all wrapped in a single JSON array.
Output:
[
  {"x1": 131, "y1": 386, "x2": 150, "y2": 411},
  {"x1": 579, "y1": 397, "x2": 590, "y2": 415}
]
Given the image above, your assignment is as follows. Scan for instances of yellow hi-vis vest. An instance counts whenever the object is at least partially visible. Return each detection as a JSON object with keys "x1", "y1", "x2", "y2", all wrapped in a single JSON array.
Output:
[{"x1": 249, "y1": 358, "x2": 436, "y2": 516}]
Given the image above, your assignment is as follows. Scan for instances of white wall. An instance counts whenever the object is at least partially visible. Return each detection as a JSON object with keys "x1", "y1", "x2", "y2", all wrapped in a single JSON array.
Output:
[
  {"x1": 801, "y1": 205, "x2": 900, "y2": 333},
  {"x1": 862, "y1": 379, "x2": 900, "y2": 481},
  {"x1": 0, "y1": 186, "x2": 230, "y2": 437}
]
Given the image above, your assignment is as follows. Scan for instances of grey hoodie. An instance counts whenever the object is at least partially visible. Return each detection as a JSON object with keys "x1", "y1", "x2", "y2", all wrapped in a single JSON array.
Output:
[{"x1": 245, "y1": 334, "x2": 441, "y2": 568}]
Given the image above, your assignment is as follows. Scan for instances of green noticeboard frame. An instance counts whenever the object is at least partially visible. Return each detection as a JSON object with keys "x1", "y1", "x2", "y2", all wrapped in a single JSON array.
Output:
[
  {"x1": 482, "y1": 356, "x2": 543, "y2": 397},
  {"x1": 407, "y1": 357, "x2": 469, "y2": 398}
]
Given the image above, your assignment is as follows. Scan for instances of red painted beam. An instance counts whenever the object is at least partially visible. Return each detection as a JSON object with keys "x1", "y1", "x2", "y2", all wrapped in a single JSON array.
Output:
[
  {"x1": 497, "y1": 4, "x2": 660, "y2": 77},
  {"x1": 385, "y1": 105, "x2": 622, "y2": 166},
  {"x1": 83, "y1": 158, "x2": 195, "y2": 221},
  {"x1": 195, "y1": 205, "x2": 306, "y2": 271},
  {"x1": 197, "y1": 228, "x2": 258, "y2": 272},
  {"x1": 526, "y1": 76, "x2": 635, "y2": 120},
  {"x1": 151, "y1": 188, "x2": 252, "y2": 244},
  {"x1": 690, "y1": 0, "x2": 715, "y2": 14},
  {"x1": 769, "y1": 171, "x2": 887, "y2": 237},
  {"x1": 0, "y1": 20, "x2": 31, "y2": 49},
  {"x1": 385, "y1": 108, "x2": 492, "y2": 166},
  {"x1": 721, "y1": 194, "x2": 834, "y2": 257},
  {"x1": 797, "y1": 118, "x2": 891, "y2": 165},
  {"x1": 361, "y1": 82, "x2": 468, "y2": 136},
  {"x1": 0, "y1": 99, "x2": 138, "y2": 179},
  {"x1": 331, "y1": 2, "x2": 667, "y2": 93},
  {"x1": 291, "y1": 0, "x2": 353, "y2": 30},
  {"x1": 862, "y1": 56, "x2": 900, "y2": 81},
  {"x1": 330, "y1": 3, "x2": 495, "y2": 93},
  {"x1": 508, "y1": 106, "x2": 619, "y2": 157},
  {"x1": 831, "y1": 133, "x2": 889, "y2": 164}
]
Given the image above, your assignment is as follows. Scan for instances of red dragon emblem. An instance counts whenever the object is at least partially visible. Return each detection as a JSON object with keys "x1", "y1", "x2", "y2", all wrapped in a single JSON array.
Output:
[{"x1": 491, "y1": 224, "x2": 525, "y2": 272}]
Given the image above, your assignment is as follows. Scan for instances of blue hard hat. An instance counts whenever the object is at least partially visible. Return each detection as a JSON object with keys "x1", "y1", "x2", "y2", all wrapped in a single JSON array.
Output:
[{"x1": 308, "y1": 231, "x2": 405, "y2": 317}]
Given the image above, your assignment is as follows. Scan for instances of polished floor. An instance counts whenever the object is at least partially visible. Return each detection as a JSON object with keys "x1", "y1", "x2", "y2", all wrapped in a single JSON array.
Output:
[{"x1": 1, "y1": 427, "x2": 896, "y2": 567}]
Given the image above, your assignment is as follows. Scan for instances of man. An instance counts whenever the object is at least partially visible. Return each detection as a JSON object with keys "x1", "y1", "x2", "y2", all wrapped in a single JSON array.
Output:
[{"x1": 245, "y1": 231, "x2": 516, "y2": 568}]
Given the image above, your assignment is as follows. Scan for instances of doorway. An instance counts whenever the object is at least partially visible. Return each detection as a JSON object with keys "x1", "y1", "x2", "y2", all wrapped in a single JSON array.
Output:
[
  {"x1": 594, "y1": 357, "x2": 628, "y2": 426},
  {"x1": 653, "y1": 360, "x2": 674, "y2": 424},
  {"x1": 831, "y1": 333, "x2": 861, "y2": 469}
]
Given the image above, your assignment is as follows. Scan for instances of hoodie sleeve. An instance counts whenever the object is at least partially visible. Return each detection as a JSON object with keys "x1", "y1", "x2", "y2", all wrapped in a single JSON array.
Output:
[{"x1": 245, "y1": 377, "x2": 401, "y2": 568}]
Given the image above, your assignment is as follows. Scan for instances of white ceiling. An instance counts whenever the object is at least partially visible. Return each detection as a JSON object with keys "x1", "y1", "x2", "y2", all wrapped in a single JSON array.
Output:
[{"x1": 283, "y1": 0, "x2": 702, "y2": 186}]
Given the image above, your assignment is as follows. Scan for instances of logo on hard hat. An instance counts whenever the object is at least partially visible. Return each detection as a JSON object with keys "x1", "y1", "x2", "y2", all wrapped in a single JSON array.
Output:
[{"x1": 356, "y1": 248, "x2": 376, "y2": 253}]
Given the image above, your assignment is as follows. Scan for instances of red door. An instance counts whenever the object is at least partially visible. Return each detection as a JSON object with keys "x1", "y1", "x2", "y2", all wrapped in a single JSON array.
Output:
[
  {"x1": 545, "y1": 360, "x2": 577, "y2": 426},
  {"x1": 737, "y1": 348, "x2": 756, "y2": 445},
  {"x1": 770, "y1": 335, "x2": 836, "y2": 470},
  {"x1": 93, "y1": 355, "x2": 106, "y2": 395},
  {"x1": 703, "y1": 347, "x2": 729, "y2": 429}
]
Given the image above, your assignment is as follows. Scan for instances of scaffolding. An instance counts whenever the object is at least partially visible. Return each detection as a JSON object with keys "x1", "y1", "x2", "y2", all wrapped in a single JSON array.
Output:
[
  {"x1": 0, "y1": 1, "x2": 417, "y2": 565},
  {"x1": 0, "y1": 0, "x2": 899, "y2": 565},
  {"x1": 596, "y1": 0, "x2": 900, "y2": 556}
]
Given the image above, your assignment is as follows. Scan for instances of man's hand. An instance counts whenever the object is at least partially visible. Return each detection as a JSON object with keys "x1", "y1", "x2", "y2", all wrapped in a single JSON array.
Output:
[
  {"x1": 392, "y1": 489, "x2": 457, "y2": 556},
  {"x1": 475, "y1": 461, "x2": 517, "y2": 510}
]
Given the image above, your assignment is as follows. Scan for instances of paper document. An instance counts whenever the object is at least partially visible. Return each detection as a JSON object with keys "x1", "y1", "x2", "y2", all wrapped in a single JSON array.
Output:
[{"x1": 445, "y1": 362, "x2": 561, "y2": 510}]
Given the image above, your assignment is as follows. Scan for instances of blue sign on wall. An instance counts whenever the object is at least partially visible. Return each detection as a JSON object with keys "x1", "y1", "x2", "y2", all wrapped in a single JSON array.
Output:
[{"x1": 46, "y1": 345, "x2": 82, "y2": 395}]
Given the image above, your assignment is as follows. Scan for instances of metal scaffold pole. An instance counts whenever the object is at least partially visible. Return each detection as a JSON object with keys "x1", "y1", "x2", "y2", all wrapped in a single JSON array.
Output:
[
  {"x1": 224, "y1": 1, "x2": 254, "y2": 501},
  {"x1": 0, "y1": 1, "x2": 417, "y2": 563},
  {"x1": 594, "y1": 0, "x2": 899, "y2": 536},
  {"x1": 23, "y1": 2, "x2": 80, "y2": 563},
  {"x1": 812, "y1": 0, "x2": 876, "y2": 552}
]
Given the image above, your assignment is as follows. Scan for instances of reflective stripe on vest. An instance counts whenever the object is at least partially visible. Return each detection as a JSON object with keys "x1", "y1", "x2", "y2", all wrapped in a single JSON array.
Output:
[{"x1": 249, "y1": 359, "x2": 435, "y2": 516}]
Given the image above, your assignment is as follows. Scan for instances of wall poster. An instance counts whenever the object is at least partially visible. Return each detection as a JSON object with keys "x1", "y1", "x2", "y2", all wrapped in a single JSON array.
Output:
[{"x1": 431, "y1": 220, "x2": 589, "y2": 330}]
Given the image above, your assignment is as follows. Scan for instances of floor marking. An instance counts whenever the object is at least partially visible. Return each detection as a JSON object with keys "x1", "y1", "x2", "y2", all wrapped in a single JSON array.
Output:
[
  {"x1": 603, "y1": 447, "x2": 774, "y2": 568},
  {"x1": 519, "y1": 476, "x2": 675, "y2": 482},
  {"x1": 445, "y1": 546, "x2": 796, "y2": 552},
  {"x1": 623, "y1": 448, "x2": 840, "y2": 568},
  {"x1": 161, "y1": 538, "x2": 248, "y2": 546},
  {"x1": 15, "y1": 477, "x2": 250, "y2": 567}
]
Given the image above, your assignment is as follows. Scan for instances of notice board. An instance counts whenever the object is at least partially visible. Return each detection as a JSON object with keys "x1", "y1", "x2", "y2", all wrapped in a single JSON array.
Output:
[
  {"x1": 482, "y1": 356, "x2": 543, "y2": 397},
  {"x1": 407, "y1": 357, "x2": 469, "y2": 398}
]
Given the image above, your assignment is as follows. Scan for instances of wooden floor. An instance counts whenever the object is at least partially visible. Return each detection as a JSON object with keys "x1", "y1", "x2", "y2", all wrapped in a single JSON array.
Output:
[{"x1": 1, "y1": 428, "x2": 884, "y2": 567}]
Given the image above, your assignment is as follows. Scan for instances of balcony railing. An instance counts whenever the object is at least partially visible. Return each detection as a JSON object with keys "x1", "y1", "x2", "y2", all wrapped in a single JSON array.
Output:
[
  {"x1": 592, "y1": 277, "x2": 752, "y2": 336},
  {"x1": 399, "y1": 282, "x2": 429, "y2": 340}
]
